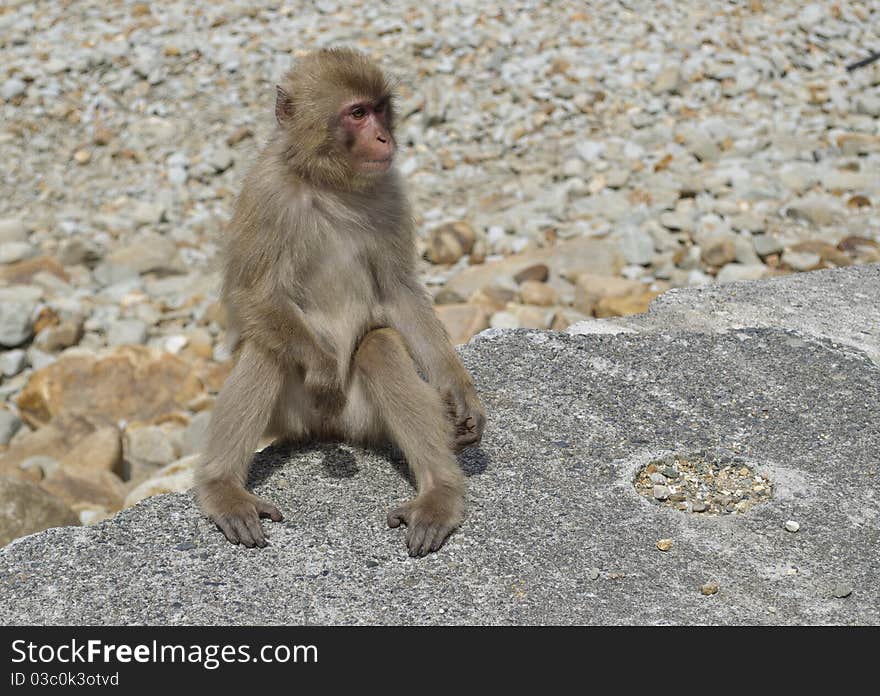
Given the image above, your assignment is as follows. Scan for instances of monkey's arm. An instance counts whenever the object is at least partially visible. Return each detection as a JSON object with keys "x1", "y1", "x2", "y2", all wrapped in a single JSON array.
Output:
[{"x1": 385, "y1": 280, "x2": 485, "y2": 450}]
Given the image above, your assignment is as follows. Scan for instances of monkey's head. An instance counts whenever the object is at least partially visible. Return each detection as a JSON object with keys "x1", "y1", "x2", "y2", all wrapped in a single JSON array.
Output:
[{"x1": 275, "y1": 48, "x2": 396, "y2": 191}]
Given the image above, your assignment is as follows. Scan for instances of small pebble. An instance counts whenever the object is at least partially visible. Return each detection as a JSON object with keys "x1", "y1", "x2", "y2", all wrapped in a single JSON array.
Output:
[
  {"x1": 784, "y1": 520, "x2": 800, "y2": 533},
  {"x1": 588, "y1": 568, "x2": 600, "y2": 580},
  {"x1": 833, "y1": 583, "x2": 852, "y2": 599},
  {"x1": 700, "y1": 582, "x2": 719, "y2": 596},
  {"x1": 653, "y1": 484, "x2": 670, "y2": 501},
  {"x1": 692, "y1": 501, "x2": 707, "y2": 512},
  {"x1": 656, "y1": 538, "x2": 673, "y2": 552}
]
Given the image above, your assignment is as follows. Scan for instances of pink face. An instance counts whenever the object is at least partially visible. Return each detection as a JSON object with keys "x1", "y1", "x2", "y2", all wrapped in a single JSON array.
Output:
[{"x1": 340, "y1": 98, "x2": 395, "y2": 174}]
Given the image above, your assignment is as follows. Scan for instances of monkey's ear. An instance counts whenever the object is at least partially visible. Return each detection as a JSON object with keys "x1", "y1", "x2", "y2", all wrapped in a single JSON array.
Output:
[{"x1": 275, "y1": 85, "x2": 294, "y2": 125}]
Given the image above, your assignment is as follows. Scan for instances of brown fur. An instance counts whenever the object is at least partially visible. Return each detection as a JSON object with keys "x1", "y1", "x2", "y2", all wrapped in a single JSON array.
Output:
[{"x1": 195, "y1": 49, "x2": 485, "y2": 556}]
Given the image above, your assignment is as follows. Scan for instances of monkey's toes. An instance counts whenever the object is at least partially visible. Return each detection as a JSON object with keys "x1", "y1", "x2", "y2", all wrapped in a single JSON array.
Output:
[
  {"x1": 406, "y1": 521, "x2": 451, "y2": 557},
  {"x1": 212, "y1": 495, "x2": 283, "y2": 548},
  {"x1": 254, "y1": 498, "x2": 284, "y2": 522},
  {"x1": 386, "y1": 503, "x2": 410, "y2": 529},
  {"x1": 214, "y1": 511, "x2": 266, "y2": 548},
  {"x1": 386, "y1": 499, "x2": 459, "y2": 557}
]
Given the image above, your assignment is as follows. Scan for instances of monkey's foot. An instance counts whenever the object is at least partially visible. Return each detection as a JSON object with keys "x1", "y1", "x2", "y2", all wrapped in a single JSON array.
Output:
[
  {"x1": 203, "y1": 488, "x2": 283, "y2": 549},
  {"x1": 387, "y1": 490, "x2": 463, "y2": 557},
  {"x1": 453, "y1": 416, "x2": 481, "y2": 453},
  {"x1": 443, "y1": 394, "x2": 485, "y2": 453}
]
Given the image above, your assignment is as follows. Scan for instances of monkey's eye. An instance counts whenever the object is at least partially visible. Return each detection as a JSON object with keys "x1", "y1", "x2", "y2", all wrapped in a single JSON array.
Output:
[{"x1": 350, "y1": 107, "x2": 367, "y2": 120}]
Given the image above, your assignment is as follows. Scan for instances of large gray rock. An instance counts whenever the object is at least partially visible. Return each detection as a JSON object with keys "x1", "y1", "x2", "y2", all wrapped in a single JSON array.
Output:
[{"x1": 0, "y1": 264, "x2": 878, "y2": 625}]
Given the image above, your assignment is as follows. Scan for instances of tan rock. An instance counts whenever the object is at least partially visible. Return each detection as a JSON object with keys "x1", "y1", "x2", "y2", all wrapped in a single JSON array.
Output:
[
  {"x1": 203, "y1": 301, "x2": 228, "y2": 329},
  {"x1": 573, "y1": 273, "x2": 646, "y2": 316},
  {"x1": 0, "y1": 475, "x2": 79, "y2": 546},
  {"x1": 445, "y1": 237, "x2": 624, "y2": 299},
  {"x1": 838, "y1": 236, "x2": 880, "y2": 263},
  {"x1": 226, "y1": 126, "x2": 254, "y2": 146},
  {"x1": 16, "y1": 346, "x2": 207, "y2": 429},
  {"x1": 0, "y1": 256, "x2": 70, "y2": 285},
  {"x1": 60, "y1": 426, "x2": 124, "y2": 478},
  {"x1": 489, "y1": 311, "x2": 519, "y2": 329},
  {"x1": 468, "y1": 285, "x2": 517, "y2": 313},
  {"x1": 550, "y1": 308, "x2": 590, "y2": 331},
  {"x1": 434, "y1": 304, "x2": 490, "y2": 345},
  {"x1": 433, "y1": 287, "x2": 466, "y2": 305},
  {"x1": 124, "y1": 454, "x2": 199, "y2": 508},
  {"x1": 426, "y1": 221, "x2": 476, "y2": 265},
  {"x1": 700, "y1": 238, "x2": 737, "y2": 267},
  {"x1": 186, "y1": 394, "x2": 214, "y2": 412},
  {"x1": 513, "y1": 263, "x2": 550, "y2": 284},
  {"x1": 194, "y1": 359, "x2": 232, "y2": 393},
  {"x1": 789, "y1": 240, "x2": 852, "y2": 267},
  {"x1": 18, "y1": 455, "x2": 59, "y2": 480},
  {"x1": 546, "y1": 275, "x2": 577, "y2": 305},
  {"x1": 73, "y1": 503, "x2": 113, "y2": 526},
  {"x1": 124, "y1": 424, "x2": 179, "y2": 484},
  {"x1": 93, "y1": 123, "x2": 114, "y2": 146},
  {"x1": 836, "y1": 133, "x2": 880, "y2": 156},
  {"x1": 182, "y1": 328, "x2": 214, "y2": 361},
  {"x1": 107, "y1": 233, "x2": 178, "y2": 274},
  {"x1": 468, "y1": 237, "x2": 487, "y2": 264},
  {"x1": 33, "y1": 318, "x2": 83, "y2": 352},
  {"x1": 0, "y1": 416, "x2": 96, "y2": 480},
  {"x1": 781, "y1": 250, "x2": 821, "y2": 272},
  {"x1": 595, "y1": 290, "x2": 659, "y2": 318},
  {"x1": 33, "y1": 307, "x2": 60, "y2": 333},
  {"x1": 519, "y1": 281, "x2": 559, "y2": 307},
  {"x1": 428, "y1": 232, "x2": 463, "y2": 264},
  {"x1": 40, "y1": 468, "x2": 126, "y2": 511},
  {"x1": 505, "y1": 303, "x2": 553, "y2": 329}
]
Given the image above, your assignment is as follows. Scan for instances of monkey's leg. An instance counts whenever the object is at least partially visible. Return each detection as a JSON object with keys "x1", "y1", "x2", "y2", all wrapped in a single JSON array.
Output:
[
  {"x1": 195, "y1": 342, "x2": 284, "y2": 548},
  {"x1": 353, "y1": 328, "x2": 464, "y2": 557}
]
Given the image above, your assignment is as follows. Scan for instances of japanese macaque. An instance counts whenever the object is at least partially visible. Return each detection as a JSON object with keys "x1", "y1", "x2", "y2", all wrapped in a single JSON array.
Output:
[{"x1": 195, "y1": 48, "x2": 485, "y2": 557}]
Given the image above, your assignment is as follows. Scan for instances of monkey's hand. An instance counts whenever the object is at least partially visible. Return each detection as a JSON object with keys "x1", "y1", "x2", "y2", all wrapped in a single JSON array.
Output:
[
  {"x1": 387, "y1": 487, "x2": 465, "y2": 557},
  {"x1": 443, "y1": 383, "x2": 486, "y2": 453},
  {"x1": 197, "y1": 480, "x2": 283, "y2": 548},
  {"x1": 304, "y1": 354, "x2": 347, "y2": 415}
]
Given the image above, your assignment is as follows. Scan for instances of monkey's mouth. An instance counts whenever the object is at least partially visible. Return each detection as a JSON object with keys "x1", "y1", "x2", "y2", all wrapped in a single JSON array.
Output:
[{"x1": 361, "y1": 156, "x2": 394, "y2": 171}]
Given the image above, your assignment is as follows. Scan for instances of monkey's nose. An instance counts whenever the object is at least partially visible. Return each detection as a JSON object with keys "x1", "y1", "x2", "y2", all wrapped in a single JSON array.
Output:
[{"x1": 377, "y1": 135, "x2": 387, "y2": 143}]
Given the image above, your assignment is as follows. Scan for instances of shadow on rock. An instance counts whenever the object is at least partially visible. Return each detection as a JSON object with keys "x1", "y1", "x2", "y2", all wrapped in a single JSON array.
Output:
[{"x1": 246, "y1": 439, "x2": 490, "y2": 490}]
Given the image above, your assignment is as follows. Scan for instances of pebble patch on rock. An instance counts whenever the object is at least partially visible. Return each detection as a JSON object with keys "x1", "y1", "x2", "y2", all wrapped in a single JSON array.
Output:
[{"x1": 635, "y1": 453, "x2": 774, "y2": 515}]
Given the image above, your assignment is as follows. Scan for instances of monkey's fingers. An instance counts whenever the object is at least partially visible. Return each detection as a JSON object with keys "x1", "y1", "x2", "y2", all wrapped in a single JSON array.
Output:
[
  {"x1": 214, "y1": 508, "x2": 267, "y2": 548},
  {"x1": 242, "y1": 513, "x2": 268, "y2": 548},
  {"x1": 407, "y1": 522, "x2": 448, "y2": 557},
  {"x1": 386, "y1": 503, "x2": 410, "y2": 529},
  {"x1": 254, "y1": 499, "x2": 284, "y2": 522},
  {"x1": 215, "y1": 516, "x2": 241, "y2": 545},
  {"x1": 407, "y1": 524, "x2": 428, "y2": 557}
]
